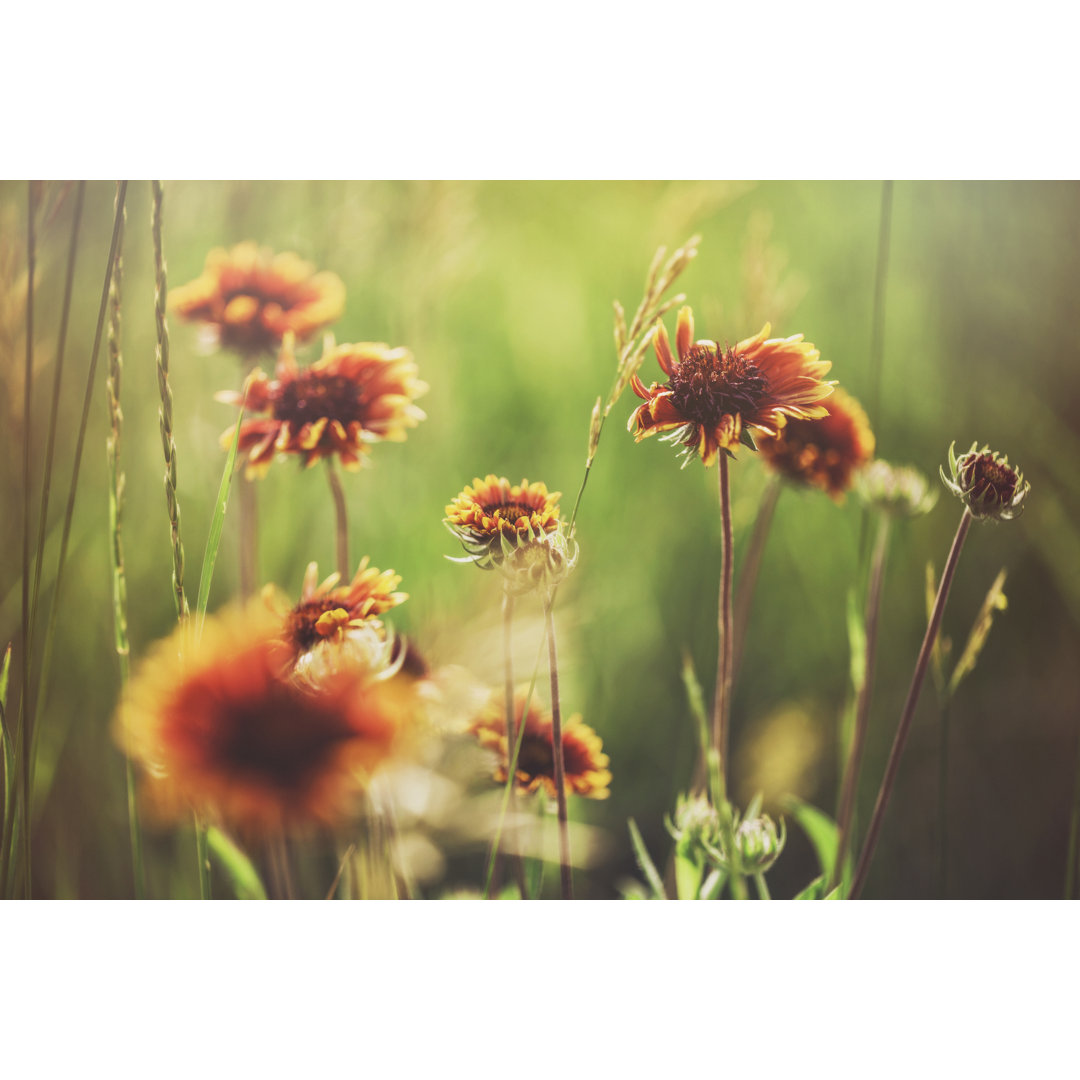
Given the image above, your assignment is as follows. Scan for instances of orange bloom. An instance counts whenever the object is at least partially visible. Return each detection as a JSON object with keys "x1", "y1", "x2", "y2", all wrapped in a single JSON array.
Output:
[
  {"x1": 169, "y1": 242, "x2": 345, "y2": 355},
  {"x1": 468, "y1": 688, "x2": 611, "y2": 800},
  {"x1": 281, "y1": 558, "x2": 407, "y2": 655},
  {"x1": 757, "y1": 387, "x2": 875, "y2": 500},
  {"x1": 628, "y1": 306, "x2": 833, "y2": 466},
  {"x1": 444, "y1": 475, "x2": 562, "y2": 569},
  {"x1": 220, "y1": 336, "x2": 427, "y2": 477},
  {"x1": 116, "y1": 611, "x2": 417, "y2": 836}
]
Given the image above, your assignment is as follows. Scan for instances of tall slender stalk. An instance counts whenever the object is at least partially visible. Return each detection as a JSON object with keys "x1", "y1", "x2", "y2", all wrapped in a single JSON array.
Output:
[
  {"x1": 105, "y1": 190, "x2": 145, "y2": 899},
  {"x1": 237, "y1": 356, "x2": 260, "y2": 599},
  {"x1": 152, "y1": 180, "x2": 189, "y2": 620},
  {"x1": 832, "y1": 513, "x2": 891, "y2": 892},
  {"x1": 731, "y1": 474, "x2": 782, "y2": 682},
  {"x1": 712, "y1": 455, "x2": 735, "y2": 792},
  {"x1": 937, "y1": 697, "x2": 951, "y2": 898},
  {"x1": 545, "y1": 597, "x2": 573, "y2": 900},
  {"x1": 16, "y1": 181, "x2": 37, "y2": 897},
  {"x1": 1064, "y1": 723, "x2": 1080, "y2": 900},
  {"x1": 29, "y1": 181, "x2": 85, "y2": 662},
  {"x1": 326, "y1": 460, "x2": 350, "y2": 579},
  {"x1": 501, "y1": 591, "x2": 528, "y2": 897},
  {"x1": 850, "y1": 509, "x2": 972, "y2": 900}
]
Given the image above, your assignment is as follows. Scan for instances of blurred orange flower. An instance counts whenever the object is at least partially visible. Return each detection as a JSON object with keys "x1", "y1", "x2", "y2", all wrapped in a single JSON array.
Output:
[
  {"x1": 170, "y1": 242, "x2": 345, "y2": 355},
  {"x1": 220, "y1": 336, "x2": 427, "y2": 477},
  {"x1": 628, "y1": 306, "x2": 833, "y2": 466},
  {"x1": 757, "y1": 387, "x2": 875, "y2": 500},
  {"x1": 469, "y1": 688, "x2": 611, "y2": 800},
  {"x1": 116, "y1": 611, "x2": 418, "y2": 836}
]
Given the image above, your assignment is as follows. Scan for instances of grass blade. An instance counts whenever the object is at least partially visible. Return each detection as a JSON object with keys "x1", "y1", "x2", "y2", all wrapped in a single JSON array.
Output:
[
  {"x1": 628, "y1": 818, "x2": 667, "y2": 900},
  {"x1": 196, "y1": 407, "x2": 245, "y2": 634},
  {"x1": 207, "y1": 826, "x2": 266, "y2": 900},
  {"x1": 783, "y1": 795, "x2": 839, "y2": 883}
]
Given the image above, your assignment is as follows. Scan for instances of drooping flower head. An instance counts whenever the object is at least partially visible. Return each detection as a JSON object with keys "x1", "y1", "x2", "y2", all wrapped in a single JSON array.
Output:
[
  {"x1": 757, "y1": 387, "x2": 875, "y2": 500},
  {"x1": 941, "y1": 441, "x2": 1030, "y2": 522},
  {"x1": 468, "y1": 688, "x2": 611, "y2": 800},
  {"x1": 169, "y1": 242, "x2": 345, "y2": 356},
  {"x1": 219, "y1": 335, "x2": 427, "y2": 478},
  {"x1": 856, "y1": 459, "x2": 937, "y2": 518},
  {"x1": 115, "y1": 610, "x2": 419, "y2": 836},
  {"x1": 444, "y1": 475, "x2": 562, "y2": 569},
  {"x1": 628, "y1": 305, "x2": 834, "y2": 466}
]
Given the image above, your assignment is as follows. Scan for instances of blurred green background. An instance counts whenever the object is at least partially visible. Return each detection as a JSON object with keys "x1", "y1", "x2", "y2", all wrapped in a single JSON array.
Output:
[{"x1": 2, "y1": 180, "x2": 1078, "y2": 899}]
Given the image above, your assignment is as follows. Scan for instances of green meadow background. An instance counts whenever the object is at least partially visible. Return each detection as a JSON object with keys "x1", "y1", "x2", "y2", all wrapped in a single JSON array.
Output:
[{"x1": 2, "y1": 180, "x2": 1078, "y2": 899}]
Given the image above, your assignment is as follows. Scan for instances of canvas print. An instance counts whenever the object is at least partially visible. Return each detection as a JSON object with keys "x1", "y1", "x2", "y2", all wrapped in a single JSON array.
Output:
[{"x1": 0, "y1": 180, "x2": 1075, "y2": 900}]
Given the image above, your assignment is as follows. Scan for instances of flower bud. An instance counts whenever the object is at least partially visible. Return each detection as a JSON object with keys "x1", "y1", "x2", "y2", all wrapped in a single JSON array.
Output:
[
  {"x1": 734, "y1": 814, "x2": 786, "y2": 874},
  {"x1": 499, "y1": 529, "x2": 579, "y2": 596},
  {"x1": 941, "y1": 441, "x2": 1029, "y2": 522}
]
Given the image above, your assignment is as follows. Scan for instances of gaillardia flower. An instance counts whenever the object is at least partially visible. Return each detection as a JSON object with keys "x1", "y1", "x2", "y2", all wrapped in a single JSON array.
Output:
[
  {"x1": 757, "y1": 387, "x2": 875, "y2": 500},
  {"x1": 169, "y1": 242, "x2": 345, "y2": 355},
  {"x1": 116, "y1": 611, "x2": 418, "y2": 836},
  {"x1": 280, "y1": 558, "x2": 407, "y2": 656},
  {"x1": 856, "y1": 459, "x2": 937, "y2": 518},
  {"x1": 219, "y1": 335, "x2": 427, "y2": 477},
  {"x1": 468, "y1": 688, "x2": 611, "y2": 800},
  {"x1": 941, "y1": 441, "x2": 1030, "y2": 521},
  {"x1": 444, "y1": 475, "x2": 562, "y2": 570},
  {"x1": 628, "y1": 306, "x2": 834, "y2": 466}
]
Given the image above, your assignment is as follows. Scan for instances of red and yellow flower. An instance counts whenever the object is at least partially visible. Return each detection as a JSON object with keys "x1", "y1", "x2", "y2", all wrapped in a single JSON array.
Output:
[
  {"x1": 468, "y1": 688, "x2": 611, "y2": 800},
  {"x1": 169, "y1": 242, "x2": 345, "y2": 355},
  {"x1": 220, "y1": 336, "x2": 427, "y2": 477},
  {"x1": 444, "y1": 475, "x2": 562, "y2": 569},
  {"x1": 757, "y1": 387, "x2": 875, "y2": 500},
  {"x1": 628, "y1": 306, "x2": 833, "y2": 466},
  {"x1": 280, "y1": 558, "x2": 407, "y2": 656},
  {"x1": 116, "y1": 610, "x2": 419, "y2": 836}
]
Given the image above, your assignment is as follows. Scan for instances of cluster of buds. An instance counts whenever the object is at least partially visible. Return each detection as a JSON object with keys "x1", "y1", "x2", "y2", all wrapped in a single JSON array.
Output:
[
  {"x1": 666, "y1": 793, "x2": 786, "y2": 878},
  {"x1": 941, "y1": 441, "x2": 1029, "y2": 522},
  {"x1": 856, "y1": 459, "x2": 938, "y2": 518}
]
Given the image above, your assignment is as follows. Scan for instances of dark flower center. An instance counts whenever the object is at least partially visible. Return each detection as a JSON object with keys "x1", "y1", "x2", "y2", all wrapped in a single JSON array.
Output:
[
  {"x1": 275, "y1": 372, "x2": 368, "y2": 427},
  {"x1": 482, "y1": 500, "x2": 539, "y2": 522},
  {"x1": 285, "y1": 599, "x2": 344, "y2": 653},
  {"x1": 960, "y1": 453, "x2": 1018, "y2": 505},
  {"x1": 517, "y1": 733, "x2": 555, "y2": 778},
  {"x1": 668, "y1": 343, "x2": 768, "y2": 429}
]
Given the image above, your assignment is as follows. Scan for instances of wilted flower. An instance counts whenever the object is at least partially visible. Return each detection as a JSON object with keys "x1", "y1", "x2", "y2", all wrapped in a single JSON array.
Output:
[
  {"x1": 468, "y1": 688, "x2": 611, "y2": 801},
  {"x1": 941, "y1": 441, "x2": 1029, "y2": 521},
  {"x1": 757, "y1": 387, "x2": 875, "y2": 500},
  {"x1": 219, "y1": 335, "x2": 427, "y2": 478},
  {"x1": 170, "y1": 242, "x2": 345, "y2": 355},
  {"x1": 627, "y1": 305, "x2": 833, "y2": 467},
  {"x1": 115, "y1": 610, "x2": 420, "y2": 836},
  {"x1": 857, "y1": 459, "x2": 937, "y2": 517},
  {"x1": 444, "y1": 475, "x2": 562, "y2": 570}
]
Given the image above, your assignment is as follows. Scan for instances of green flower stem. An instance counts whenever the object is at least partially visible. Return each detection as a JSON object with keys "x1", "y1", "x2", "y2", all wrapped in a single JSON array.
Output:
[
  {"x1": 326, "y1": 459, "x2": 350, "y2": 579},
  {"x1": 712, "y1": 454, "x2": 736, "y2": 793},
  {"x1": 832, "y1": 513, "x2": 891, "y2": 892},
  {"x1": 753, "y1": 872, "x2": 771, "y2": 900},
  {"x1": 105, "y1": 191, "x2": 145, "y2": 899},
  {"x1": 546, "y1": 598, "x2": 573, "y2": 901},
  {"x1": 194, "y1": 814, "x2": 212, "y2": 900},
  {"x1": 850, "y1": 508, "x2": 972, "y2": 900}
]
